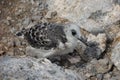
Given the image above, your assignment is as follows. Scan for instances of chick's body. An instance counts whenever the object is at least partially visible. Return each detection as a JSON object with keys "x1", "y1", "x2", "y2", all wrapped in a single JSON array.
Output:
[{"x1": 19, "y1": 22, "x2": 82, "y2": 58}]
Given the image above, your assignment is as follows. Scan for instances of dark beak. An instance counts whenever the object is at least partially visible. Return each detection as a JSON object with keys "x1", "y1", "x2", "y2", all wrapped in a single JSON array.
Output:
[{"x1": 78, "y1": 37, "x2": 87, "y2": 46}]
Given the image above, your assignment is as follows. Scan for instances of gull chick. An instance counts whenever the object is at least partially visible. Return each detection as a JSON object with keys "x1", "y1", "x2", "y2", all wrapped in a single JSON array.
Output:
[{"x1": 17, "y1": 22, "x2": 85, "y2": 58}]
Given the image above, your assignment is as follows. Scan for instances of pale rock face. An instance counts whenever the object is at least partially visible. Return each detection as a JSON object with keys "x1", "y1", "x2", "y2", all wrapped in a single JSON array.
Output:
[
  {"x1": 0, "y1": 56, "x2": 83, "y2": 80},
  {"x1": 47, "y1": 0, "x2": 120, "y2": 33},
  {"x1": 87, "y1": 33, "x2": 107, "y2": 52},
  {"x1": 81, "y1": 33, "x2": 107, "y2": 60},
  {"x1": 111, "y1": 32, "x2": 120, "y2": 70}
]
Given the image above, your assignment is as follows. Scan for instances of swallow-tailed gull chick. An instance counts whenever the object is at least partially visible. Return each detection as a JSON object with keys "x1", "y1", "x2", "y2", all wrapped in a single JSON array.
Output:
[{"x1": 17, "y1": 22, "x2": 85, "y2": 58}]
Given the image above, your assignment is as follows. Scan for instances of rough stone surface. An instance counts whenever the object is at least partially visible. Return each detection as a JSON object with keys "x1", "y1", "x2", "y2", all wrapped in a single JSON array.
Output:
[
  {"x1": 87, "y1": 33, "x2": 107, "y2": 52},
  {"x1": 105, "y1": 23, "x2": 120, "y2": 42},
  {"x1": 71, "y1": 58, "x2": 113, "y2": 80},
  {"x1": 0, "y1": 56, "x2": 83, "y2": 80},
  {"x1": 47, "y1": 0, "x2": 120, "y2": 33},
  {"x1": 80, "y1": 33, "x2": 107, "y2": 60},
  {"x1": 0, "y1": 0, "x2": 120, "y2": 80},
  {"x1": 111, "y1": 32, "x2": 120, "y2": 70}
]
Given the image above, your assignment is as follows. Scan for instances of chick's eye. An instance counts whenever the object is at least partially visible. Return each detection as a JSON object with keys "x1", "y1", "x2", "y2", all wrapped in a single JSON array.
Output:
[{"x1": 71, "y1": 29, "x2": 76, "y2": 36}]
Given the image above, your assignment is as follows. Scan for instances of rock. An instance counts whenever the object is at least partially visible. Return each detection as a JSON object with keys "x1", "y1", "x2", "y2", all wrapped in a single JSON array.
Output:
[
  {"x1": 82, "y1": 33, "x2": 107, "y2": 60},
  {"x1": 74, "y1": 29, "x2": 107, "y2": 61},
  {"x1": 110, "y1": 77, "x2": 120, "y2": 80},
  {"x1": 104, "y1": 73, "x2": 111, "y2": 79},
  {"x1": 22, "y1": 18, "x2": 30, "y2": 26},
  {"x1": 109, "y1": 69, "x2": 120, "y2": 80},
  {"x1": 96, "y1": 74, "x2": 103, "y2": 80},
  {"x1": 87, "y1": 33, "x2": 107, "y2": 52},
  {"x1": 113, "y1": 0, "x2": 120, "y2": 5},
  {"x1": 3, "y1": 19, "x2": 11, "y2": 26},
  {"x1": 84, "y1": 42, "x2": 102, "y2": 60},
  {"x1": 67, "y1": 55, "x2": 81, "y2": 64},
  {"x1": 7, "y1": 16, "x2": 12, "y2": 21},
  {"x1": 75, "y1": 58, "x2": 113, "y2": 79},
  {"x1": 0, "y1": 56, "x2": 83, "y2": 80},
  {"x1": 96, "y1": 58, "x2": 113, "y2": 74},
  {"x1": 0, "y1": 10, "x2": 1, "y2": 14},
  {"x1": 111, "y1": 32, "x2": 120, "y2": 70},
  {"x1": 45, "y1": 11, "x2": 57, "y2": 19},
  {"x1": 47, "y1": 0, "x2": 120, "y2": 33},
  {"x1": 74, "y1": 30, "x2": 107, "y2": 61},
  {"x1": 0, "y1": 43, "x2": 8, "y2": 56},
  {"x1": 86, "y1": 58, "x2": 113, "y2": 74},
  {"x1": 90, "y1": 76, "x2": 97, "y2": 80},
  {"x1": 105, "y1": 23, "x2": 120, "y2": 43}
]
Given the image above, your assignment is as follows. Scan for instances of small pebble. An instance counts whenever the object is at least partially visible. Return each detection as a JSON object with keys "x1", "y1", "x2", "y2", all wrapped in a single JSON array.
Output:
[
  {"x1": 97, "y1": 74, "x2": 103, "y2": 80},
  {"x1": 0, "y1": 10, "x2": 1, "y2": 14},
  {"x1": 9, "y1": 2, "x2": 12, "y2": 6},
  {"x1": 7, "y1": 16, "x2": 12, "y2": 20},
  {"x1": 104, "y1": 73, "x2": 111, "y2": 79}
]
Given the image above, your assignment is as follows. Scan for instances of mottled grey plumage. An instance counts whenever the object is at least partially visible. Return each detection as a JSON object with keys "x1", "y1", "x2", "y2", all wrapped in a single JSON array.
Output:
[
  {"x1": 21, "y1": 23, "x2": 67, "y2": 50},
  {"x1": 17, "y1": 22, "x2": 84, "y2": 58}
]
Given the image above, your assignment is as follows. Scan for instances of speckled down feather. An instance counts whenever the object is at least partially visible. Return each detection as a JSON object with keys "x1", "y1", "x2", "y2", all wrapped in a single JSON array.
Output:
[{"x1": 24, "y1": 23, "x2": 67, "y2": 50}]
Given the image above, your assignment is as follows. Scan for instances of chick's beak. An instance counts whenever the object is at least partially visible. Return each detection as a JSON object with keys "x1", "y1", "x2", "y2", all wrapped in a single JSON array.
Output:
[{"x1": 77, "y1": 36, "x2": 87, "y2": 45}]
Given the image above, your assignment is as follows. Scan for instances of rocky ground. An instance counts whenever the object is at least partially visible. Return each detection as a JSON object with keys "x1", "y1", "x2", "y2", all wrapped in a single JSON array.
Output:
[{"x1": 0, "y1": 0, "x2": 120, "y2": 80}]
